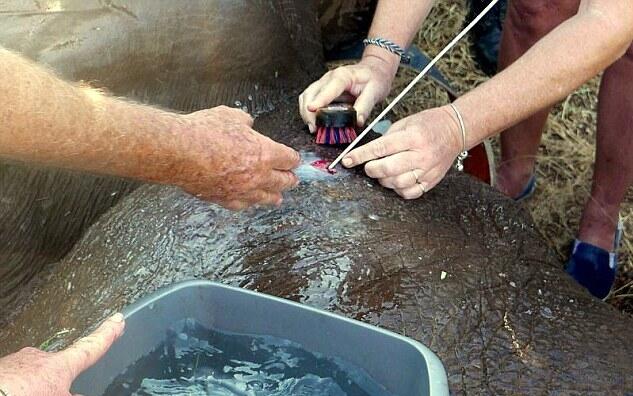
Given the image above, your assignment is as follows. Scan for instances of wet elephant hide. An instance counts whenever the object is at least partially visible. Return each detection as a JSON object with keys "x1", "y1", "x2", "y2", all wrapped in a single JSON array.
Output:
[
  {"x1": 0, "y1": 0, "x2": 324, "y2": 314},
  {"x1": 0, "y1": 1, "x2": 632, "y2": 394},
  {"x1": 4, "y1": 106, "x2": 633, "y2": 394}
]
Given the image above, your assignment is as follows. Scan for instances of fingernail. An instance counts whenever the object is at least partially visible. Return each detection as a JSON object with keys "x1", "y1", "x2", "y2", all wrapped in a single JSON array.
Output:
[
  {"x1": 342, "y1": 158, "x2": 353, "y2": 167},
  {"x1": 358, "y1": 116, "x2": 365, "y2": 126},
  {"x1": 110, "y1": 313, "x2": 124, "y2": 323},
  {"x1": 308, "y1": 124, "x2": 316, "y2": 133}
]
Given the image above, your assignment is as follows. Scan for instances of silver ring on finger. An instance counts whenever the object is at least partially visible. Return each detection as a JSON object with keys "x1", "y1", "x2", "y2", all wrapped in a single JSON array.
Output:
[{"x1": 411, "y1": 169, "x2": 421, "y2": 185}]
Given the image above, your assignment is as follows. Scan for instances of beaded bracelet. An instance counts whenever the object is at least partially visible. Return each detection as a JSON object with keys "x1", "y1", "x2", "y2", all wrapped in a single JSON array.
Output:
[{"x1": 363, "y1": 37, "x2": 411, "y2": 64}]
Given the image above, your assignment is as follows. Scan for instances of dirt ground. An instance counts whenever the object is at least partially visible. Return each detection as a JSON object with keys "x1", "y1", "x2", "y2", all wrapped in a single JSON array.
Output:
[{"x1": 374, "y1": 0, "x2": 632, "y2": 313}]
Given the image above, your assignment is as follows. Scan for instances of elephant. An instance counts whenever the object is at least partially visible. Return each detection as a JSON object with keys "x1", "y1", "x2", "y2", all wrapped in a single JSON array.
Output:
[{"x1": 0, "y1": 1, "x2": 631, "y2": 394}]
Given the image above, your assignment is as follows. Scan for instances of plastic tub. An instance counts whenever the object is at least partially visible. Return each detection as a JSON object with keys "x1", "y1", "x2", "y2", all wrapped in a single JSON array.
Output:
[{"x1": 72, "y1": 280, "x2": 448, "y2": 395}]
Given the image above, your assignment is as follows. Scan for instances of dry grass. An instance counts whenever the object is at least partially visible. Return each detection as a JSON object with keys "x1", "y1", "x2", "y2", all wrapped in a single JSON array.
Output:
[{"x1": 381, "y1": 0, "x2": 632, "y2": 311}]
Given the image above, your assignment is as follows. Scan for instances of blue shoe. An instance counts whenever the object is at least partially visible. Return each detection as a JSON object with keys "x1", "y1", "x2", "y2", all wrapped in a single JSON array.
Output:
[
  {"x1": 514, "y1": 175, "x2": 537, "y2": 202},
  {"x1": 565, "y1": 219, "x2": 624, "y2": 299}
]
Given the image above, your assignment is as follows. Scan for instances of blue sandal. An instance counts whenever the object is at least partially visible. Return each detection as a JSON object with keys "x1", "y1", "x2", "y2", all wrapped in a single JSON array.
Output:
[
  {"x1": 565, "y1": 219, "x2": 624, "y2": 299},
  {"x1": 514, "y1": 175, "x2": 537, "y2": 202}
]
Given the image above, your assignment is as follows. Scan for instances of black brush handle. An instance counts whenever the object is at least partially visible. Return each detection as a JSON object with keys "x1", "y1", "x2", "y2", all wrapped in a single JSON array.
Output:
[{"x1": 316, "y1": 104, "x2": 357, "y2": 128}]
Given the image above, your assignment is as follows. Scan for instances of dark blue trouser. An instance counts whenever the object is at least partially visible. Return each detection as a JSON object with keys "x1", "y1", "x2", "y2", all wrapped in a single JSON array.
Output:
[{"x1": 468, "y1": 0, "x2": 508, "y2": 76}]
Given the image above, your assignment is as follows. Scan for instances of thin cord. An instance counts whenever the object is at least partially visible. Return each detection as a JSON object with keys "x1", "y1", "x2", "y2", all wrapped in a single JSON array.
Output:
[{"x1": 328, "y1": 0, "x2": 500, "y2": 170}]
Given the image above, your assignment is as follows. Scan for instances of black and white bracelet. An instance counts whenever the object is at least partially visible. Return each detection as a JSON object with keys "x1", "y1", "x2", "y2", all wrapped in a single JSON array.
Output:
[{"x1": 363, "y1": 37, "x2": 411, "y2": 64}]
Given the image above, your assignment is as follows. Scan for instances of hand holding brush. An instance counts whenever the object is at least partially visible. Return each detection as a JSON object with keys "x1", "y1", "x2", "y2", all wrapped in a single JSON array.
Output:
[{"x1": 299, "y1": 54, "x2": 398, "y2": 135}]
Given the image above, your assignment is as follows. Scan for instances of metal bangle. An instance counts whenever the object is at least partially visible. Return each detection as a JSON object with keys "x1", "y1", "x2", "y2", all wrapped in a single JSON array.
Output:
[
  {"x1": 363, "y1": 37, "x2": 411, "y2": 64},
  {"x1": 449, "y1": 103, "x2": 468, "y2": 171}
]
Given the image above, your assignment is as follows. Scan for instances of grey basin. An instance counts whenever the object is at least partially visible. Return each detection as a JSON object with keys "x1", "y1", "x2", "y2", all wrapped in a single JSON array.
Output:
[{"x1": 72, "y1": 280, "x2": 448, "y2": 395}]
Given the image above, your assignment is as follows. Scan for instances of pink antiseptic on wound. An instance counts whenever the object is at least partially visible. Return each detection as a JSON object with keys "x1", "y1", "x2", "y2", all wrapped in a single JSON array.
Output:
[{"x1": 310, "y1": 159, "x2": 337, "y2": 174}]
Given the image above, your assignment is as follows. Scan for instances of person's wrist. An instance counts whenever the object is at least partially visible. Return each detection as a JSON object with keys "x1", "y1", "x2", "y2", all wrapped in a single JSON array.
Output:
[
  {"x1": 361, "y1": 46, "x2": 400, "y2": 79},
  {"x1": 148, "y1": 111, "x2": 198, "y2": 185},
  {"x1": 103, "y1": 98, "x2": 189, "y2": 185},
  {"x1": 436, "y1": 105, "x2": 466, "y2": 157}
]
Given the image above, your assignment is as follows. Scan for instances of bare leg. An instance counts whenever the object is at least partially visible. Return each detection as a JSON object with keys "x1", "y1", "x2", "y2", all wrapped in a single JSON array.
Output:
[
  {"x1": 578, "y1": 44, "x2": 633, "y2": 251},
  {"x1": 495, "y1": 0, "x2": 579, "y2": 198}
]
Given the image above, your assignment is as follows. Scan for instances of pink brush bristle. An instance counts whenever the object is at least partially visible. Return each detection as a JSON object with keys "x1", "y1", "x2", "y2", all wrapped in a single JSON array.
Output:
[
  {"x1": 346, "y1": 127, "x2": 356, "y2": 142},
  {"x1": 315, "y1": 104, "x2": 357, "y2": 145},
  {"x1": 350, "y1": 128, "x2": 358, "y2": 140},
  {"x1": 315, "y1": 126, "x2": 357, "y2": 145},
  {"x1": 316, "y1": 127, "x2": 326, "y2": 144}
]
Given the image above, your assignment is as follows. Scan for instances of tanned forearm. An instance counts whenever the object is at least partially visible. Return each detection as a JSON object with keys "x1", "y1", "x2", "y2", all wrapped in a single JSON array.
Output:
[
  {"x1": 0, "y1": 47, "x2": 184, "y2": 183},
  {"x1": 362, "y1": 0, "x2": 436, "y2": 74},
  {"x1": 0, "y1": 48, "x2": 301, "y2": 209},
  {"x1": 454, "y1": 0, "x2": 633, "y2": 149}
]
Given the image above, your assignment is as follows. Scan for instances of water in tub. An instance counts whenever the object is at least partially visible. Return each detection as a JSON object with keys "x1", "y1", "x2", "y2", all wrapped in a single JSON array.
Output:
[{"x1": 104, "y1": 318, "x2": 395, "y2": 396}]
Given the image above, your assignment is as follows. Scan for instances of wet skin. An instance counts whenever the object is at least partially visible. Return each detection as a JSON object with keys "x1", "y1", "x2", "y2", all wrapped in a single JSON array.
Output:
[
  {"x1": 0, "y1": 0, "x2": 632, "y2": 394},
  {"x1": 0, "y1": 0, "x2": 322, "y2": 309}
]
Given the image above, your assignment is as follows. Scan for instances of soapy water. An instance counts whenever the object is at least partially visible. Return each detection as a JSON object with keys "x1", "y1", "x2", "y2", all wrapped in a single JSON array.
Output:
[
  {"x1": 104, "y1": 318, "x2": 395, "y2": 396},
  {"x1": 295, "y1": 152, "x2": 341, "y2": 182}
]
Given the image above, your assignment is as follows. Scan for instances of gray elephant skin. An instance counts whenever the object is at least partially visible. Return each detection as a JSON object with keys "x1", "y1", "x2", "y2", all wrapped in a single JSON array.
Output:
[{"x1": 0, "y1": 1, "x2": 631, "y2": 394}]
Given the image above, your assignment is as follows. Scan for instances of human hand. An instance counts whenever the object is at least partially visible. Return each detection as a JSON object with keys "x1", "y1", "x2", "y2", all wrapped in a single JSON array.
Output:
[
  {"x1": 166, "y1": 106, "x2": 301, "y2": 210},
  {"x1": 0, "y1": 313, "x2": 125, "y2": 396},
  {"x1": 299, "y1": 54, "x2": 398, "y2": 132},
  {"x1": 341, "y1": 107, "x2": 463, "y2": 199}
]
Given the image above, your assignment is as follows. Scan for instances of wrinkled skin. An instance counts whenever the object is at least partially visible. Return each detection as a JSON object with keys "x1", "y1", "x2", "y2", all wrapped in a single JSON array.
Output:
[
  {"x1": 158, "y1": 106, "x2": 301, "y2": 209},
  {"x1": 0, "y1": 1, "x2": 632, "y2": 394},
  {"x1": 0, "y1": 314, "x2": 125, "y2": 396},
  {"x1": 0, "y1": 0, "x2": 322, "y2": 311}
]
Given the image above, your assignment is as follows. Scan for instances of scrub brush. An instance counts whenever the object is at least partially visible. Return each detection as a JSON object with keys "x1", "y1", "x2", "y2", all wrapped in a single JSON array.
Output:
[{"x1": 315, "y1": 104, "x2": 357, "y2": 145}]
